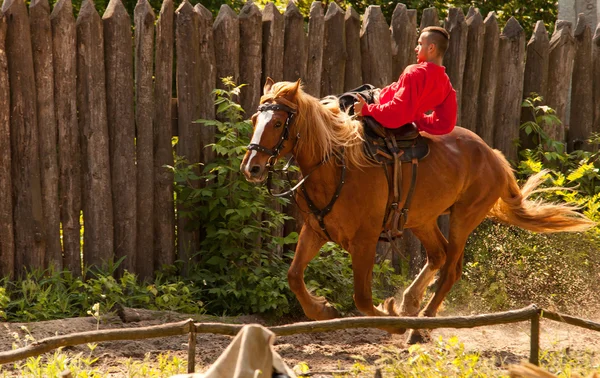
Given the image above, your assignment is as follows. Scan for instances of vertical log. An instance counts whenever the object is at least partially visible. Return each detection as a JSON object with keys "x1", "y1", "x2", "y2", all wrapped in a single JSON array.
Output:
[
  {"x1": 103, "y1": 0, "x2": 136, "y2": 275},
  {"x1": 305, "y1": 1, "x2": 324, "y2": 96},
  {"x1": 30, "y1": 0, "x2": 61, "y2": 270},
  {"x1": 569, "y1": 14, "x2": 593, "y2": 151},
  {"x1": 594, "y1": 25, "x2": 600, "y2": 137},
  {"x1": 239, "y1": 1, "x2": 262, "y2": 114},
  {"x1": 546, "y1": 21, "x2": 575, "y2": 142},
  {"x1": 493, "y1": 17, "x2": 525, "y2": 162},
  {"x1": 283, "y1": 1, "x2": 307, "y2": 82},
  {"x1": 321, "y1": 2, "x2": 345, "y2": 96},
  {"x1": 529, "y1": 312, "x2": 540, "y2": 365},
  {"x1": 476, "y1": 12, "x2": 499, "y2": 145},
  {"x1": 460, "y1": 10, "x2": 484, "y2": 132},
  {"x1": 175, "y1": 0, "x2": 201, "y2": 273},
  {"x1": 134, "y1": 0, "x2": 155, "y2": 280},
  {"x1": 3, "y1": 0, "x2": 46, "y2": 273},
  {"x1": 51, "y1": 0, "x2": 81, "y2": 275},
  {"x1": 261, "y1": 2, "x2": 284, "y2": 84},
  {"x1": 444, "y1": 8, "x2": 468, "y2": 126},
  {"x1": 361, "y1": 6, "x2": 392, "y2": 88},
  {"x1": 520, "y1": 21, "x2": 549, "y2": 150},
  {"x1": 154, "y1": 0, "x2": 175, "y2": 270},
  {"x1": 0, "y1": 11, "x2": 14, "y2": 278},
  {"x1": 420, "y1": 7, "x2": 439, "y2": 29},
  {"x1": 77, "y1": 0, "x2": 114, "y2": 269},
  {"x1": 391, "y1": 3, "x2": 417, "y2": 80},
  {"x1": 214, "y1": 5, "x2": 239, "y2": 89},
  {"x1": 343, "y1": 6, "x2": 362, "y2": 91}
]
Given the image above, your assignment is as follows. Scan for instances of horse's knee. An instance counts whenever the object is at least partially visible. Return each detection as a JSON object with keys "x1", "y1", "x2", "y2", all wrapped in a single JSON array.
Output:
[
  {"x1": 287, "y1": 267, "x2": 303, "y2": 293},
  {"x1": 427, "y1": 252, "x2": 446, "y2": 270},
  {"x1": 353, "y1": 293, "x2": 374, "y2": 315}
]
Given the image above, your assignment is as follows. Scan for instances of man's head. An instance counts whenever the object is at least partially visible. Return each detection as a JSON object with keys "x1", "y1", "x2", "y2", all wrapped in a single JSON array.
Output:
[{"x1": 415, "y1": 26, "x2": 450, "y2": 64}]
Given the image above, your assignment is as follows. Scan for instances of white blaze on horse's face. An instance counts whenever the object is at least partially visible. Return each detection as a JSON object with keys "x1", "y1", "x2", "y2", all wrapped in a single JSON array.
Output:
[{"x1": 242, "y1": 110, "x2": 275, "y2": 182}]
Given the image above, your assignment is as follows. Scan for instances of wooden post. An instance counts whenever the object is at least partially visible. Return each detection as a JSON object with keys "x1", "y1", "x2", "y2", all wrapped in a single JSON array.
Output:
[
  {"x1": 51, "y1": 0, "x2": 81, "y2": 276},
  {"x1": 594, "y1": 25, "x2": 600, "y2": 138},
  {"x1": 214, "y1": 5, "x2": 239, "y2": 89},
  {"x1": 361, "y1": 6, "x2": 392, "y2": 88},
  {"x1": 476, "y1": 12, "x2": 499, "y2": 145},
  {"x1": 261, "y1": 2, "x2": 284, "y2": 84},
  {"x1": 77, "y1": 0, "x2": 114, "y2": 270},
  {"x1": 529, "y1": 311, "x2": 540, "y2": 365},
  {"x1": 103, "y1": 0, "x2": 136, "y2": 275},
  {"x1": 239, "y1": 1, "x2": 262, "y2": 114},
  {"x1": 493, "y1": 17, "x2": 525, "y2": 162},
  {"x1": 569, "y1": 14, "x2": 593, "y2": 152},
  {"x1": 305, "y1": 1, "x2": 324, "y2": 97},
  {"x1": 391, "y1": 3, "x2": 417, "y2": 80},
  {"x1": 134, "y1": 0, "x2": 155, "y2": 280},
  {"x1": 283, "y1": 2, "x2": 307, "y2": 82},
  {"x1": 187, "y1": 325, "x2": 196, "y2": 373},
  {"x1": 460, "y1": 10, "x2": 484, "y2": 132},
  {"x1": 30, "y1": 0, "x2": 61, "y2": 270},
  {"x1": 344, "y1": 6, "x2": 362, "y2": 91},
  {"x1": 546, "y1": 21, "x2": 575, "y2": 142},
  {"x1": 175, "y1": 0, "x2": 201, "y2": 274},
  {"x1": 0, "y1": 10, "x2": 14, "y2": 279},
  {"x1": 444, "y1": 8, "x2": 468, "y2": 126},
  {"x1": 321, "y1": 2, "x2": 345, "y2": 96},
  {"x1": 154, "y1": 0, "x2": 175, "y2": 270},
  {"x1": 420, "y1": 7, "x2": 439, "y2": 29},
  {"x1": 3, "y1": 0, "x2": 46, "y2": 273},
  {"x1": 520, "y1": 21, "x2": 549, "y2": 150}
]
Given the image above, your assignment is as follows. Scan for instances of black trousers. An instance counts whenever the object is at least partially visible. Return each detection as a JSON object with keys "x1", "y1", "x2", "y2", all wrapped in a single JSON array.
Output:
[{"x1": 337, "y1": 84, "x2": 378, "y2": 115}]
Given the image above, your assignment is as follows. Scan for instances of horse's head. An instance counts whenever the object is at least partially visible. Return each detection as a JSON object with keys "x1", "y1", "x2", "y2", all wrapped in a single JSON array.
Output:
[{"x1": 241, "y1": 78, "x2": 301, "y2": 182}]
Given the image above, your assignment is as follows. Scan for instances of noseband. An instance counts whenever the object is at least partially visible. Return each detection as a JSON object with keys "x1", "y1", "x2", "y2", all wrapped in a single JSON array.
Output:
[{"x1": 246, "y1": 102, "x2": 296, "y2": 166}]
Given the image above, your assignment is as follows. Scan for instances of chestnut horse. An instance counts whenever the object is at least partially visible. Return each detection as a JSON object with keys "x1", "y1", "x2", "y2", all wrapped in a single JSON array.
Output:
[{"x1": 240, "y1": 79, "x2": 594, "y2": 343}]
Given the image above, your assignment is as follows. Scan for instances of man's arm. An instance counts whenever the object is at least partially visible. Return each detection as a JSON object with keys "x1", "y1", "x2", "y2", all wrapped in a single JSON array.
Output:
[
  {"x1": 361, "y1": 73, "x2": 418, "y2": 129},
  {"x1": 415, "y1": 87, "x2": 457, "y2": 135}
]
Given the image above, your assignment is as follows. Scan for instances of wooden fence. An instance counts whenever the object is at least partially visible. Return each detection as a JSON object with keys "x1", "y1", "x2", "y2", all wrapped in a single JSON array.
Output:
[
  {"x1": 1, "y1": 304, "x2": 600, "y2": 372},
  {"x1": 0, "y1": 0, "x2": 599, "y2": 279}
]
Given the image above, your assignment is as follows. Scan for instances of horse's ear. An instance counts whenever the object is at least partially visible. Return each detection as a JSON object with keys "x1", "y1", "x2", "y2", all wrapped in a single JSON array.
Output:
[
  {"x1": 264, "y1": 77, "x2": 275, "y2": 94},
  {"x1": 285, "y1": 78, "x2": 301, "y2": 100}
]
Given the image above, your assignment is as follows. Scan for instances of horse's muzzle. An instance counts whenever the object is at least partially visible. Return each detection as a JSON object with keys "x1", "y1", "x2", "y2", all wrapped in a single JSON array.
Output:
[{"x1": 241, "y1": 161, "x2": 267, "y2": 183}]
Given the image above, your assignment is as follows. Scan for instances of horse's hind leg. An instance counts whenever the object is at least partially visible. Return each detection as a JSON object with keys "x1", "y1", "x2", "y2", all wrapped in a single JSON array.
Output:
[{"x1": 288, "y1": 224, "x2": 339, "y2": 320}]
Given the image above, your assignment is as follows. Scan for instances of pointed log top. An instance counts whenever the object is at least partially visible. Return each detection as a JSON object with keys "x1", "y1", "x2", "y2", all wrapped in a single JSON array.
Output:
[
  {"x1": 466, "y1": 10, "x2": 482, "y2": 26},
  {"x1": 502, "y1": 16, "x2": 523, "y2": 38},
  {"x1": 483, "y1": 11, "x2": 497, "y2": 25},
  {"x1": 215, "y1": 4, "x2": 236, "y2": 25},
  {"x1": 194, "y1": 3, "x2": 212, "y2": 20},
  {"x1": 345, "y1": 5, "x2": 359, "y2": 21},
  {"x1": 466, "y1": 6, "x2": 476, "y2": 19},
  {"x1": 50, "y1": 0, "x2": 73, "y2": 19},
  {"x1": 555, "y1": 20, "x2": 572, "y2": 34},
  {"x1": 392, "y1": 3, "x2": 407, "y2": 22},
  {"x1": 364, "y1": 5, "x2": 385, "y2": 20},
  {"x1": 77, "y1": 0, "x2": 100, "y2": 23},
  {"x1": 1, "y1": 0, "x2": 26, "y2": 15},
  {"x1": 159, "y1": 0, "x2": 173, "y2": 14},
  {"x1": 240, "y1": 1, "x2": 260, "y2": 18},
  {"x1": 175, "y1": 0, "x2": 193, "y2": 15},
  {"x1": 103, "y1": 0, "x2": 128, "y2": 20},
  {"x1": 136, "y1": 0, "x2": 154, "y2": 14},
  {"x1": 324, "y1": 1, "x2": 342, "y2": 19},
  {"x1": 30, "y1": 0, "x2": 50, "y2": 13},
  {"x1": 262, "y1": 2, "x2": 280, "y2": 19},
  {"x1": 393, "y1": 3, "x2": 407, "y2": 15},
  {"x1": 309, "y1": 1, "x2": 322, "y2": 14},
  {"x1": 420, "y1": 7, "x2": 439, "y2": 29},
  {"x1": 529, "y1": 20, "x2": 548, "y2": 44},
  {"x1": 594, "y1": 23, "x2": 600, "y2": 45},
  {"x1": 284, "y1": 1, "x2": 301, "y2": 18},
  {"x1": 448, "y1": 7, "x2": 466, "y2": 24},
  {"x1": 574, "y1": 13, "x2": 589, "y2": 37}
]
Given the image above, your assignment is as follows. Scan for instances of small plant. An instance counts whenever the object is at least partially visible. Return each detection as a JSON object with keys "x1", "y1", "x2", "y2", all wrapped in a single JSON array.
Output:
[{"x1": 87, "y1": 303, "x2": 101, "y2": 330}]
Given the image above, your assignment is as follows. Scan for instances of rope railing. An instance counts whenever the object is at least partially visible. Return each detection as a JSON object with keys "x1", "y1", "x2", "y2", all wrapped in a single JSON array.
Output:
[{"x1": 1, "y1": 304, "x2": 599, "y2": 373}]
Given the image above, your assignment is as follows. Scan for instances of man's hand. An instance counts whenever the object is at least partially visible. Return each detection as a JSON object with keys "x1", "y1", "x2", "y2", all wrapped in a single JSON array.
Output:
[{"x1": 353, "y1": 95, "x2": 367, "y2": 116}]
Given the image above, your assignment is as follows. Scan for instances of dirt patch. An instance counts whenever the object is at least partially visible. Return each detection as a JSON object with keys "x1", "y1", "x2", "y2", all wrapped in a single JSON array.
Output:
[{"x1": 1, "y1": 308, "x2": 599, "y2": 376}]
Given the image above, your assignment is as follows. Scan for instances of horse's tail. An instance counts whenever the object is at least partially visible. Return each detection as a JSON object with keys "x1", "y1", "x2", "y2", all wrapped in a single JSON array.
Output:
[{"x1": 488, "y1": 150, "x2": 596, "y2": 233}]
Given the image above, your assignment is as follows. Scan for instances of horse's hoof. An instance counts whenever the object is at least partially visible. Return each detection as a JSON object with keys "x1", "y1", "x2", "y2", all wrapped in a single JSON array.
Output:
[
  {"x1": 376, "y1": 297, "x2": 401, "y2": 316},
  {"x1": 406, "y1": 329, "x2": 431, "y2": 344}
]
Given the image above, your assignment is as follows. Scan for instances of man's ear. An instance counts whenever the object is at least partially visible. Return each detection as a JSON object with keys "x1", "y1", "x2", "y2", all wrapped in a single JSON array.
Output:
[{"x1": 264, "y1": 77, "x2": 275, "y2": 94}]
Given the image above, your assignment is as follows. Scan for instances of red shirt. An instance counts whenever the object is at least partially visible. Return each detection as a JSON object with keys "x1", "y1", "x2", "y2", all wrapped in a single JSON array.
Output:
[{"x1": 362, "y1": 62, "x2": 457, "y2": 135}]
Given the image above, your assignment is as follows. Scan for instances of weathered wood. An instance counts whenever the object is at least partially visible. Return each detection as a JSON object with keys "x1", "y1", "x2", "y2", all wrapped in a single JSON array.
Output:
[
  {"x1": 103, "y1": 0, "x2": 136, "y2": 275},
  {"x1": 520, "y1": 21, "x2": 549, "y2": 150},
  {"x1": 360, "y1": 6, "x2": 392, "y2": 88},
  {"x1": 153, "y1": 0, "x2": 175, "y2": 270},
  {"x1": 239, "y1": 1, "x2": 262, "y2": 113},
  {"x1": 460, "y1": 10, "x2": 484, "y2": 132},
  {"x1": 391, "y1": 4, "x2": 417, "y2": 80},
  {"x1": 51, "y1": 0, "x2": 81, "y2": 275},
  {"x1": 594, "y1": 25, "x2": 600, "y2": 138},
  {"x1": 529, "y1": 313, "x2": 540, "y2": 365},
  {"x1": 214, "y1": 4, "x2": 239, "y2": 89},
  {"x1": 343, "y1": 6, "x2": 362, "y2": 91},
  {"x1": 444, "y1": 8, "x2": 468, "y2": 126},
  {"x1": 3, "y1": 0, "x2": 46, "y2": 273},
  {"x1": 466, "y1": 6, "x2": 476, "y2": 19},
  {"x1": 30, "y1": 0, "x2": 61, "y2": 270},
  {"x1": 187, "y1": 327, "x2": 196, "y2": 374},
  {"x1": 0, "y1": 11, "x2": 14, "y2": 279},
  {"x1": 76, "y1": 0, "x2": 114, "y2": 269},
  {"x1": 283, "y1": 1, "x2": 307, "y2": 82},
  {"x1": 134, "y1": 0, "x2": 155, "y2": 280},
  {"x1": 261, "y1": 2, "x2": 284, "y2": 84},
  {"x1": 546, "y1": 21, "x2": 575, "y2": 142},
  {"x1": 320, "y1": 2, "x2": 345, "y2": 96},
  {"x1": 569, "y1": 14, "x2": 593, "y2": 151},
  {"x1": 420, "y1": 7, "x2": 439, "y2": 29},
  {"x1": 493, "y1": 17, "x2": 526, "y2": 161},
  {"x1": 175, "y1": 0, "x2": 201, "y2": 273},
  {"x1": 476, "y1": 12, "x2": 499, "y2": 145},
  {"x1": 541, "y1": 308, "x2": 600, "y2": 332},
  {"x1": 305, "y1": 1, "x2": 324, "y2": 96}
]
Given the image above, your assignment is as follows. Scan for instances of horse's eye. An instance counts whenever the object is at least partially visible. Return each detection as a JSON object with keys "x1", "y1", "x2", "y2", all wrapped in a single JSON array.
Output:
[{"x1": 274, "y1": 121, "x2": 283, "y2": 128}]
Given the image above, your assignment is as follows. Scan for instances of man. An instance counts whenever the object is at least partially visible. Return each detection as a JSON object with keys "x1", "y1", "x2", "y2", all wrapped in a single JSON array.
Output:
[{"x1": 353, "y1": 26, "x2": 457, "y2": 135}]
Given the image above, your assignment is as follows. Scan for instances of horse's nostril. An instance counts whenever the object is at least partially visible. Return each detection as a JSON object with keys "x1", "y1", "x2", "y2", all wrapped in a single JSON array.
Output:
[{"x1": 250, "y1": 165, "x2": 261, "y2": 175}]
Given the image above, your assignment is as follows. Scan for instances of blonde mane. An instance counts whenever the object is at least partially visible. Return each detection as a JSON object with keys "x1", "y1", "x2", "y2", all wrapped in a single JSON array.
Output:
[{"x1": 260, "y1": 81, "x2": 378, "y2": 168}]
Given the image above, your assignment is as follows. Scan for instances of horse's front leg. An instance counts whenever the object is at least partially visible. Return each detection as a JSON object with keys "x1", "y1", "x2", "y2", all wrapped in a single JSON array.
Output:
[{"x1": 288, "y1": 224, "x2": 339, "y2": 320}]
